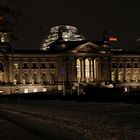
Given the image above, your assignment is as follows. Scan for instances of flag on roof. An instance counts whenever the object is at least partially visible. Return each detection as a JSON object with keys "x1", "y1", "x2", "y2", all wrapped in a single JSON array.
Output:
[{"x1": 109, "y1": 36, "x2": 117, "y2": 41}]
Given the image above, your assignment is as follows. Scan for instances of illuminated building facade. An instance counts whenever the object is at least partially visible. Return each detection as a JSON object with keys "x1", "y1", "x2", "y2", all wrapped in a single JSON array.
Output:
[{"x1": 0, "y1": 25, "x2": 140, "y2": 94}]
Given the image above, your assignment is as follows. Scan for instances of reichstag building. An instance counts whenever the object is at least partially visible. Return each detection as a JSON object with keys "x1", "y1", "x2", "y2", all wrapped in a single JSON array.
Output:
[{"x1": 0, "y1": 25, "x2": 139, "y2": 94}]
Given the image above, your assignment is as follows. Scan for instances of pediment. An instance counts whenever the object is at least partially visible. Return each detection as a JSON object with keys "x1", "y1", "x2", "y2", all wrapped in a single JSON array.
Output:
[{"x1": 71, "y1": 42, "x2": 99, "y2": 53}]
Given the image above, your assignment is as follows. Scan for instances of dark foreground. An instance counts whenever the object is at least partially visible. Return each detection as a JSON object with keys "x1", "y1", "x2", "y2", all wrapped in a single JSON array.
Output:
[
  {"x1": 1, "y1": 92, "x2": 140, "y2": 104},
  {"x1": 0, "y1": 96, "x2": 140, "y2": 140}
]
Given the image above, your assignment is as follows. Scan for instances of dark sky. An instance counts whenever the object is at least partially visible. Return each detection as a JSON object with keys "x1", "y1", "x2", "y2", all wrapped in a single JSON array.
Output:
[{"x1": 1, "y1": 0, "x2": 140, "y2": 50}]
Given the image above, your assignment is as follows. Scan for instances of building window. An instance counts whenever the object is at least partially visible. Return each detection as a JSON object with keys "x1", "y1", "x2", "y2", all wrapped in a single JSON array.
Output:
[
  {"x1": 85, "y1": 59, "x2": 90, "y2": 82},
  {"x1": 0, "y1": 72, "x2": 4, "y2": 83},
  {"x1": 1, "y1": 36, "x2": 4, "y2": 42},
  {"x1": 50, "y1": 71, "x2": 55, "y2": 84},
  {"x1": 134, "y1": 63, "x2": 139, "y2": 68},
  {"x1": 91, "y1": 60, "x2": 93, "y2": 80},
  {"x1": 14, "y1": 73, "x2": 20, "y2": 84},
  {"x1": 24, "y1": 88, "x2": 29, "y2": 93},
  {"x1": 111, "y1": 71, "x2": 115, "y2": 82},
  {"x1": 126, "y1": 63, "x2": 132, "y2": 68},
  {"x1": 14, "y1": 63, "x2": 19, "y2": 69},
  {"x1": 32, "y1": 73, "x2": 37, "y2": 84},
  {"x1": 23, "y1": 63, "x2": 28, "y2": 69},
  {"x1": 76, "y1": 59, "x2": 81, "y2": 82},
  {"x1": 118, "y1": 72, "x2": 123, "y2": 82},
  {"x1": 112, "y1": 63, "x2": 117, "y2": 68},
  {"x1": 49, "y1": 63, "x2": 55, "y2": 69},
  {"x1": 32, "y1": 63, "x2": 37, "y2": 69},
  {"x1": 43, "y1": 87, "x2": 47, "y2": 92},
  {"x1": 41, "y1": 63, "x2": 46, "y2": 69},
  {"x1": 33, "y1": 88, "x2": 38, "y2": 93},
  {"x1": 119, "y1": 63, "x2": 124, "y2": 68},
  {"x1": 41, "y1": 73, "x2": 47, "y2": 85},
  {"x1": 13, "y1": 79, "x2": 17, "y2": 85},
  {"x1": 126, "y1": 72, "x2": 131, "y2": 82},
  {"x1": 23, "y1": 73, "x2": 29, "y2": 84},
  {"x1": 133, "y1": 72, "x2": 139, "y2": 82}
]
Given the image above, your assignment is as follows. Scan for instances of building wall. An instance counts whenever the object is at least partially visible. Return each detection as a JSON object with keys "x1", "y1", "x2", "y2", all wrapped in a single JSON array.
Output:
[
  {"x1": 111, "y1": 55, "x2": 140, "y2": 88},
  {"x1": 0, "y1": 50, "x2": 140, "y2": 94}
]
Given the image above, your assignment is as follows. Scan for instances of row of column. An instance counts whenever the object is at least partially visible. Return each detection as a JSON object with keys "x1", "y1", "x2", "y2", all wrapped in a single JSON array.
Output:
[{"x1": 76, "y1": 58, "x2": 97, "y2": 82}]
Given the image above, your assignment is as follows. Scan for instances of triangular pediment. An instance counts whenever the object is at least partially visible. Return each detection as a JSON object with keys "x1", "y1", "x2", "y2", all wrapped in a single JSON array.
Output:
[{"x1": 71, "y1": 42, "x2": 99, "y2": 53}]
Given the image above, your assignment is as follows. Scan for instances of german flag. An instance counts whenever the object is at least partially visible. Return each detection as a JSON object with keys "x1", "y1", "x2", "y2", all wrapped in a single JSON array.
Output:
[{"x1": 109, "y1": 36, "x2": 117, "y2": 41}]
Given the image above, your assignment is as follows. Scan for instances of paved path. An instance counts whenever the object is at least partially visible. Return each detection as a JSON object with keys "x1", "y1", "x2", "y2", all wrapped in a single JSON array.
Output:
[
  {"x1": 0, "y1": 116, "x2": 43, "y2": 140},
  {"x1": 0, "y1": 106, "x2": 86, "y2": 140}
]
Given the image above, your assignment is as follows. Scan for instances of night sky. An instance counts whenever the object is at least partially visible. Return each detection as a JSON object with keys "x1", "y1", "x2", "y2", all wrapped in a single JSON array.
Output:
[{"x1": 1, "y1": 0, "x2": 140, "y2": 50}]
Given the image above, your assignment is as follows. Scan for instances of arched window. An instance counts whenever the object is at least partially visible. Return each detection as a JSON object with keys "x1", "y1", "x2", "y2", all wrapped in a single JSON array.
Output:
[
  {"x1": 118, "y1": 71, "x2": 123, "y2": 82},
  {"x1": 111, "y1": 71, "x2": 115, "y2": 82},
  {"x1": 14, "y1": 73, "x2": 20, "y2": 84},
  {"x1": 32, "y1": 73, "x2": 38, "y2": 84},
  {"x1": 133, "y1": 72, "x2": 139, "y2": 82},
  {"x1": 50, "y1": 71, "x2": 55, "y2": 84},
  {"x1": 23, "y1": 73, "x2": 29, "y2": 84},
  {"x1": 41, "y1": 73, "x2": 47, "y2": 85},
  {"x1": 126, "y1": 72, "x2": 131, "y2": 82}
]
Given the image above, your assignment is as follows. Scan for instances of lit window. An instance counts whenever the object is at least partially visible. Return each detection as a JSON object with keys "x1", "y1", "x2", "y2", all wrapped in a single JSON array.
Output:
[
  {"x1": 13, "y1": 79, "x2": 17, "y2": 85},
  {"x1": 32, "y1": 73, "x2": 37, "y2": 84},
  {"x1": 76, "y1": 59, "x2": 81, "y2": 81},
  {"x1": 126, "y1": 72, "x2": 131, "y2": 82},
  {"x1": 91, "y1": 60, "x2": 93, "y2": 80},
  {"x1": 14, "y1": 63, "x2": 19, "y2": 69},
  {"x1": 111, "y1": 71, "x2": 115, "y2": 82},
  {"x1": 85, "y1": 59, "x2": 90, "y2": 82},
  {"x1": 24, "y1": 88, "x2": 28, "y2": 93},
  {"x1": 23, "y1": 73, "x2": 29, "y2": 84},
  {"x1": 118, "y1": 72, "x2": 123, "y2": 82},
  {"x1": 41, "y1": 73, "x2": 46, "y2": 85},
  {"x1": 133, "y1": 73, "x2": 139, "y2": 82},
  {"x1": 33, "y1": 88, "x2": 38, "y2": 93},
  {"x1": 1, "y1": 36, "x2": 4, "y2": 42},
  {"x1": 14, "y1": 73, "x2": 20, "y2": 83},
  {"x1": 43, "y1": 87, "x2": 47, "y2": 92},
  {"x1": 94, "y1": 59, "x2": 96, "y2": 79}
]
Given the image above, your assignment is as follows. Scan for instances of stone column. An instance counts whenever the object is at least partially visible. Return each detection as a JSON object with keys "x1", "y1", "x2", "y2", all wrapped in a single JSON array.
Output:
[
  {"x1": 82, "y1": 58, "x2": 85, "y2": 82},
  {"x1": 89, "y1": 59, "x2": 91, "y2": 82},
  {"x1": 123, "y1": 59, "x2": 126, "y2": 82},
  {"x1": 19, "y1": 59, "x2": 23, "y2": 84}
]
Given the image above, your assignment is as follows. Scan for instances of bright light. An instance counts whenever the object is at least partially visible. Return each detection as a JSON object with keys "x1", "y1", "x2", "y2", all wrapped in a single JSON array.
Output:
[
  {"x1": 24, "y1": 88, "x2": 28, "y2": 93},
  {"x1": 109, "y1": 37, "x2": 117, "y2": 41},
  {"x1": 34, "y1": 88, "x2": 38, "y2": 93},
  {"x1": 124, "y1": 87, "x2": 128, "y2": 93},
  {"x1": 43, "y1": 87, "x2": 47, "y2": 92}
]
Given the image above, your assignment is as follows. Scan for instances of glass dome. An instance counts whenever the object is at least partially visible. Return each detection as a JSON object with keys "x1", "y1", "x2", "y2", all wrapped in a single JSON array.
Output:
[{"x1": 41, "y1": 25, "x2": 85, "y2": 51}]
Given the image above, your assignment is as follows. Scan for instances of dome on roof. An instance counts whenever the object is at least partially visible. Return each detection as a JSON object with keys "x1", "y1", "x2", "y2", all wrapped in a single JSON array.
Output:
[{"x1": 41, "y1": 25, "x2": 85, "y2": 51}]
